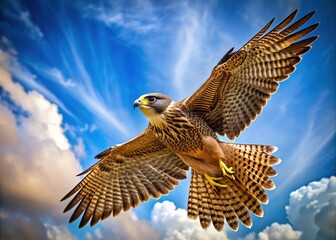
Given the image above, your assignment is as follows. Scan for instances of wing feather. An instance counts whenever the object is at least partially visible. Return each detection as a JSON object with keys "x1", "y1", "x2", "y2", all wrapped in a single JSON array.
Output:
[
  {"x1": 61, "y1": 128, "x2": 189, "y2": 228},
  {"x1": 184, "y1": 10, "x2": 318, "y2": 139}
]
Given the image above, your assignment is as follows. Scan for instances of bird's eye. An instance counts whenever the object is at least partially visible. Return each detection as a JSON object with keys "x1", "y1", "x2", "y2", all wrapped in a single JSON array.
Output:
[{"x1": 148, "y1": 96, "x2": 156, "y2": 103}]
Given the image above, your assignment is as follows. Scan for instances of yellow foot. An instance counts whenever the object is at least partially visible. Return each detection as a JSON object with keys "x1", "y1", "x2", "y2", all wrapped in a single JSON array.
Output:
[
  {"x1": 204, "y1": 174, "x2": 228, "y2": 188},
  {"x1": 219, "y1": 160, "x2": 235, "y2": 180}
]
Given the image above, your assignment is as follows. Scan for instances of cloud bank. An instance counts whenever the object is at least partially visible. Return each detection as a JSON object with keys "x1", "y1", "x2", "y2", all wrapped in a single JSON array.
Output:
[
  {"x1": 241, "y1": 223, "x2": 301, "y2": 240},
  {"x1": 286, "y1": 176, "x2": 336, "y2": 240},
  {"x1": 151, "y1": 201, "x2": 228, "y2": 240},
  {"x1": 0, "y1": 50, "x2": 81, "y2": 238}
]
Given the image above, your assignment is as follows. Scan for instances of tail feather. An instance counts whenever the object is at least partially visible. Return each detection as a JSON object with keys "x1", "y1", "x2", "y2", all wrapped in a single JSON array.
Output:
[
  {"x1": 196, "y1": 173, "x2": 211, "y2": 229},
  {"x1": 216, "y1": 185, "x2": 238, "y2": 230},
  {"x1": 187, "y1": 143, "x2": 279, "y2": 231},
  {"x1": 204, "y1": 176, "x2": 225, "y2": 231},
  {"x1": 222, "y1": 181, "x2": 252, "y2": 228},
  {"x1": 227, "y1": 143, "x2": 281, "y2": 165},
  {"x1": 187, "y1": 170, "x2": 199, "y2": 220}
]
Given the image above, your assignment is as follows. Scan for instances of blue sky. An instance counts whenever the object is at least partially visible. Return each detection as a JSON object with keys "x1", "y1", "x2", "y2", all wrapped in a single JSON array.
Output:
[{"x1": 0, "y1": 0, "x2": 335, "y2": 239}]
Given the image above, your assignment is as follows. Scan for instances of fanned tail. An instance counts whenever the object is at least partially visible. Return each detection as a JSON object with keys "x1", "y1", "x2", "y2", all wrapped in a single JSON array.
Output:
[{"x1": 187, "y1": 142, "x2": 280, "y2": 231}]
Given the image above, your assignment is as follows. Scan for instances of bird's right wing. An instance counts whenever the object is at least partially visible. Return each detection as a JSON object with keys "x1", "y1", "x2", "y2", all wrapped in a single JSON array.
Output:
[{"x1": 61, "y1": 128, "x2": 189, "y2": 228}]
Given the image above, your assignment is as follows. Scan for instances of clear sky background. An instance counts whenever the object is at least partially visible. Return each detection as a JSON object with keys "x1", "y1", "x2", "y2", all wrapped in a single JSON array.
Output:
[{"x1": 0, "y1": 0, "x2": 335, "y2": 239}]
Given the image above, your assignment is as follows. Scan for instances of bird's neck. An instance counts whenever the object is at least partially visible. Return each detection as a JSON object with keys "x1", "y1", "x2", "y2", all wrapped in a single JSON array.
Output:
[{"x1": 145, "y1": 101, "x2": 176, "y2": 128}]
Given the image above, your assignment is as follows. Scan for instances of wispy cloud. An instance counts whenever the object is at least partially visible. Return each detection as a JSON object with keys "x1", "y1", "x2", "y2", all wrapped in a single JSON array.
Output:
[
  {"x1": 54, "y1": 25, "x2": 131, "y2": 136},
  {"x1": 278, "y1": 91, "x2": 336, "y2": 190},
  {"x1": 84, "y1": 0, "x2": 159, "y2": 34},
  {"x1": 1, "y1": 0, "x2": 43, "y2": 40},
  {"x1": 172, "y1": 5, "x2": 205, "y2": 98},
  {"x1": 44, "y1": 67, "x2": 75, "y2": 87},
  {"x1": 0, "y1": 45, "x2": 74, "y2": 118}
]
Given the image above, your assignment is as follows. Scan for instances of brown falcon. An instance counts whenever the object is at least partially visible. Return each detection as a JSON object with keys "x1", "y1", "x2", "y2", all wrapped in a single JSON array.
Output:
[{"x1": 61, "y1": 10, "x2": 318, "y2": 231}]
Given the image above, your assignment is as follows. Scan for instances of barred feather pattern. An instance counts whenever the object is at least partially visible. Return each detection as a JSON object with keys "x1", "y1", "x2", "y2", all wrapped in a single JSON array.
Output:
[
  {"x1": 185, "y1": 10, "x2": 319, "y2": 140},
  {"x1": 62, "y1": 10, "x2": 318, "y2": 233},
  {"x1": 61, "y1": 129, "x2": 189, "y2": 228},
  {"x1": 187, "y1": 143, "x2": 279, "y2": 231}
]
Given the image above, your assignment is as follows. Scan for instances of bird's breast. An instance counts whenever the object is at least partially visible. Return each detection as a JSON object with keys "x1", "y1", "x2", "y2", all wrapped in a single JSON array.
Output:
[{"x1": 150, "y1": 110, "x2": 216, "y2": 154}]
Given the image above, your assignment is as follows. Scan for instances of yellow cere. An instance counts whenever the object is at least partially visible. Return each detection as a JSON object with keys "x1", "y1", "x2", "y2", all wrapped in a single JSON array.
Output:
[{"x1": 139, "y1": 96, "x2": 150, "y2": 109}]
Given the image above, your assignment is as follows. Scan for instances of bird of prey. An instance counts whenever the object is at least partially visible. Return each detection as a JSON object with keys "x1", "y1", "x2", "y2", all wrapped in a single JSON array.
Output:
[{"x1": 61, "y1": 10, "x2": 318, "y2": 231}]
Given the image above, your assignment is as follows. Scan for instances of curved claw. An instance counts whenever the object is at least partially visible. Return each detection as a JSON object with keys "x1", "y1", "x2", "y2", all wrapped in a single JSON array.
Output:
[
  {"x1": 205, "y1": 174, "x2": 228, "y2": 188},
  {"x1": 219, "y1": 160, "x2": 235, "y2": 180}
]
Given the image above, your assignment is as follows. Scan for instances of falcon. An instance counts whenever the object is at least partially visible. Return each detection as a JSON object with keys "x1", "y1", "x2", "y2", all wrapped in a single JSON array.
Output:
[{"x1": 61, "y1": 10, "x2": 318, "y2": 231}]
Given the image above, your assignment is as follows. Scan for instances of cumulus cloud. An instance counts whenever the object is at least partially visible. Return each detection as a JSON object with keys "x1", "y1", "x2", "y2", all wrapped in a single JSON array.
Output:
[
  {"x1": 286, "y1": 176, "x2": 336, "y2": 240},
  {"x1": 151, "y1": 201, "x2": 228, "y2": 240},
  {"x1": 240, "y1": 176, "x2": 336, "y2": 240},
  {"x1": 0, "y1": 50, "x2": 81, "y2": 238},
  {"x1": 85, "y1": 211, "x2": 159, "y2": 240},
  {"x1": 241, "y1": 223, "x2": 301, "y2": 240},
  {"x1": 85, "y1": 200, "x2": 229, "y2": 240}
]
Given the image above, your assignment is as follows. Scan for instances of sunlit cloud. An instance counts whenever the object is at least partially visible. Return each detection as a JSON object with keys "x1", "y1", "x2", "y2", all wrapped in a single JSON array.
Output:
[
  {"x1": 1, "y1": 47, "x2": 74, "y2": 118},
  {"x1": 1, "y1": 1, "x2": 335, "y2": 240},
  {"x1": 151, "y1": 201, "x2": 228, "y2": 240},
  {"x1": 240, "y1": 223, "x2": 302, "y2": 240},
  {"x1": 286, "y1": 176, "x2": 336, "y2": 240},
  {"x1": 85, "y1": 211, "x2": 159, "y2": 240},
  {"x1": 0, "y1": 51, "x2": 80, "y2": 238}
]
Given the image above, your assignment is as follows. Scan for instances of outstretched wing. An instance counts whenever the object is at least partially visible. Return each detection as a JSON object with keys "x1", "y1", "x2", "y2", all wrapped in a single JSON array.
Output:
[
  {"x1": 61, "y1": 128, "x2": 189, "y2": 228},
  {"x1": 184, "y1": 10, "x2": 319, "y2": 140}
]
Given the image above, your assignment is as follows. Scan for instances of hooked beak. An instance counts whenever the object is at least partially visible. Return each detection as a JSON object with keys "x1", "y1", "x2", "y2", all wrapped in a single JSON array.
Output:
[{"x1": 133, "y1": 99, "x2": 142, "y2": 109}]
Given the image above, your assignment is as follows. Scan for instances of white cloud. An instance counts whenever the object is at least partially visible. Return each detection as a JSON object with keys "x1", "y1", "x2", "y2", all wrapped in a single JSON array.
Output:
[
  {"x1": 1, "y1": 45, "x2": 74, "y2": 117},
  {"x1": 44, "y1": 223, "x2": 76, "y2": 240},
  {"x1": 239, "y1": 177, "x2": 336, "y2": 240},
  {"x1": 44, "y1": 31, "x2": 130, "y2": 135},
  {"x1": 151, "y1": 201, "x2": 228, "y2": 240},
  {"x1": 241, "y1": 223, "x2": 302, "y2": 240},
  {"x1": 286, "y1": 176, "x2": 336, "y2": 240},
  {"x1": 45, "y1": 67, "x2": 76, "y2": 87},
  {"x1": 172, "y1": 6, "x2": 204, "y2": 99},
  {"x1": 0, "y1": 63, "x2": 70, "y2": 150},
  {"x1": 2, "y1": 37, "x2": 129, "y2": 136},
  {"x1": 162, "y1": 2, "x2": 236, "y2": 101},
  {"x1": 274, "y1": 91, "x2": 336, "y2": 192},
  {"x1": 0, "y1": 52, "x2": 82, "y2": 221},
  {"x1": 84, "y1": 201, "x2": 228, "y2": 240},
  {"x1": 73, "y1": 137, "x2": 86, "y2": 158},
  {"x1": 84, "y1": 0, "x2": 159, "y2": 34},
  {"x1": 85, "y1": 211, "x2": 159, "y2": 240}
]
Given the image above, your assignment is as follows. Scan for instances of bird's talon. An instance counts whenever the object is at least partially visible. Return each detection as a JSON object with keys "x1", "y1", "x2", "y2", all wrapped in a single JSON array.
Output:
[
  {"x1": 219, "y1": 160, "x2": 235, "y2": 180},
  {"x1": 205, "y1": 174, "x2": 228, "y2": 188}
]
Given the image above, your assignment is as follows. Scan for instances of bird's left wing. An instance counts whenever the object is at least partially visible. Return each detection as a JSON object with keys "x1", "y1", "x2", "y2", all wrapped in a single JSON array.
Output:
[
  {"x1": 61, "y1": 128, "x2": 189, "y2": 228},
  {"x1": 184, "y1": 10, "x2": 318, "y2": 140}
]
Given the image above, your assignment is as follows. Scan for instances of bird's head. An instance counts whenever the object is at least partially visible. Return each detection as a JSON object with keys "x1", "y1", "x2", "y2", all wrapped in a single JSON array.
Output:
[{"x1": 133, "y1": 93, "x2": 173, "y2": 126}]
